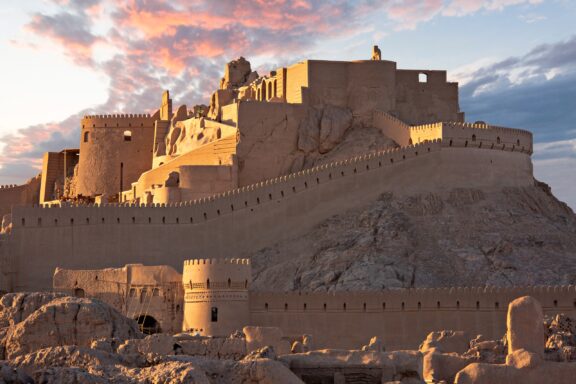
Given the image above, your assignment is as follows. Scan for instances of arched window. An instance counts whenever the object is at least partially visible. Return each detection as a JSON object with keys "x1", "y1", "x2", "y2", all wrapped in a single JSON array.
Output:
[
  {"x1": 261, "y1": 83, "x2": 267, "y2": 101},
  {"x1": 206, "y1": 279, "x2": 210, "y2": 289},
  {"x1": 274, "y1": 79, "x2": 278, "y2": 97},
  {"x1": 83, "y1": 131, "x2": 89, "y2": 143},
  {"x1": 267, "y1": 82, "x2": 272, "y2": 100},
  {"x1": 496, "y1": 136, "x2": 501, "y2": 144},
  {"x1": 472, "y1": 134, "x2": 476, "y2": 142},
  {"x1": 418, "y1": 73, "x2": 428, "y2": 83},
  {"x1": 227, "y1": 278, "x2": 231, "y2": 288},
  {"x1": 124, "y1": 130, "x2": 132, "y2": 141}
]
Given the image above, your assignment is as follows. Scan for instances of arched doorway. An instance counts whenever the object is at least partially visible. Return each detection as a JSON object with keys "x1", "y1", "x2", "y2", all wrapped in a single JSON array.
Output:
[
  {"x1": 135, "y1": 315, "x2": 161, "y2": 334},
  {"x1": 74, "y1": 288, "x2": 85, "y2": 298}
]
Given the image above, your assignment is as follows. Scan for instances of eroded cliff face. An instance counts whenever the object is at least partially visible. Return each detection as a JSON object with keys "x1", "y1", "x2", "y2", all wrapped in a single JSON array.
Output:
[{"x1": 251, "y1": 181, "x2": 576, "y2": 291}]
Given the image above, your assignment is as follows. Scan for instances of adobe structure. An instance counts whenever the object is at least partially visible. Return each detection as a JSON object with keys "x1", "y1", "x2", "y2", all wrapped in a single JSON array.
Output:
[
  {"x1": 1, "y1": 46, "x2": 571, "y2": 349},
  {"x1": 53, "y1": 259, "x2": 576, "y2": 350}
]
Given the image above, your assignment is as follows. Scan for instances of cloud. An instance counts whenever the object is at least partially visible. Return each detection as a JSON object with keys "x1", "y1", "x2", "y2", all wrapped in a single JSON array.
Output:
[
  {"x1": 457, "y1": 36, "x2": 576, "y2": 209},
  {"x1": 458, "y1": 36, "x2": 576, "y2": 143},
  {"x1": 0, "y1": 0, "x2": 553, "y2": 185}
]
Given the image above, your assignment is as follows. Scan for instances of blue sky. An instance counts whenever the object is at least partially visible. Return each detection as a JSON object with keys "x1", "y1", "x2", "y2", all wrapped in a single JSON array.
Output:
[{"x1": 0, "y1": 0, "x2": 574, "y2": 208}]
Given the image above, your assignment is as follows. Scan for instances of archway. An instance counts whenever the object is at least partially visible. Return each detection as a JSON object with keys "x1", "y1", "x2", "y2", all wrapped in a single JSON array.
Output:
[
  {"x1": 74, "y1": 288, "x2": 85, "y2": 298},
  {"x1": 135, "y1": 315, "x2": 161, "y2": 335}
]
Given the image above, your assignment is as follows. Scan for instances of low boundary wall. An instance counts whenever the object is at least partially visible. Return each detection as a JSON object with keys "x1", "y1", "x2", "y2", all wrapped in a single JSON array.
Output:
[{"x1": 249, "y1": 286, "x2": 576, "y2": 350}]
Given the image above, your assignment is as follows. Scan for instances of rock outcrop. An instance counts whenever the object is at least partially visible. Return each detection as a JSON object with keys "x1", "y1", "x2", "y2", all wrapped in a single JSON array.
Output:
[
  {"x1": 5, "y1": 296, "x2": 141, "y2": 359},
  {"x1": 251, "y1": 182, "x2": 576, "y2": 291}
]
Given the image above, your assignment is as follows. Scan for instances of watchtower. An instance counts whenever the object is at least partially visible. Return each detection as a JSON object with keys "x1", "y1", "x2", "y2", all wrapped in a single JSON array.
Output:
[{"x1": 182, "y1": 258, "x2": 251, "y2": 336}]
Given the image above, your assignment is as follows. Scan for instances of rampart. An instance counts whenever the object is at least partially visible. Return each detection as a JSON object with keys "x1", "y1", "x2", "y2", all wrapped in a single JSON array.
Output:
[
  {"x1": 0, "y1": 177, "x2": 41, "y2": 217},
  {"x1": 249, "y1": 286, "x2": 576, "y2": 350},
  {"x1": 5, "y1": 139, "x2": 533, "y2": 291},
  {"x1": 373, "y1": 111, "x2": 533, "y2": 155}
]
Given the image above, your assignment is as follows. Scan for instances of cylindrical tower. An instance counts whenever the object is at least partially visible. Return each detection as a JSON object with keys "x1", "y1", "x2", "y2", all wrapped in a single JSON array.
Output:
[
  {"x1": 182, "y1": 258, "x2": 250, "y2": 336},
  {"x1": 76, "y1": 113, "x2": 157, "y2": 198}
]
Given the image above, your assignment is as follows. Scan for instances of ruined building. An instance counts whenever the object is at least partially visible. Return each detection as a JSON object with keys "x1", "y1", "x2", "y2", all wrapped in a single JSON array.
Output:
[{"x1": 1, "y1": 46, "x2": 572, "y2": 349}]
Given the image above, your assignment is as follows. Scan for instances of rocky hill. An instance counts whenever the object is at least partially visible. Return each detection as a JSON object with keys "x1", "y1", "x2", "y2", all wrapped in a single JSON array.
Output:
[{"x1": 251, "y1": 181, "x2": 576, "y2": 291}]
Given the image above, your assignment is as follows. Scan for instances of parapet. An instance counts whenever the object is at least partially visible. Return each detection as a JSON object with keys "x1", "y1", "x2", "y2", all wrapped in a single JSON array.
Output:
[
  {"x1": 81, "y1": 113, "x2": 156, "y2": 129},
  {"x1": 184, "y1": 258, "x2": 250, "y2": 266},
  {"x1": 182, "y1": 258, "x2": 251, "y2": 290}
]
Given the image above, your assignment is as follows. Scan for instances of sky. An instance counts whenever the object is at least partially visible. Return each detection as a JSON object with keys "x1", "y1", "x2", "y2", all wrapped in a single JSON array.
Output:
[{"x1": 0, "y1": 0, "x2": 574, "y2": 208}]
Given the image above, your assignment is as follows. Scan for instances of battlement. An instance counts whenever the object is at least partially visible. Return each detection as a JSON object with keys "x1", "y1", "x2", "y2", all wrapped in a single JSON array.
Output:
[
  {"x1": 184, "y1": 258, "x2": 250, "y2": 266},
  {"x1": 10, "y1": 135, "x2": 532, "y2": 230},
  {"x1": 249, "y1": 285, "x2": 576, "y2": 313},
  {"x1": 0, "y1": 185, "x2": 19, "y2": 189},
  {"x1": 83, "y1": 114, "x2": 153, "y2": 119},
  {"x1": 373, "y1": 111, "x2": 533, "y2": 154},
  {"x1": 81, "y1": 113, "x2": 157, "y2": 129}
]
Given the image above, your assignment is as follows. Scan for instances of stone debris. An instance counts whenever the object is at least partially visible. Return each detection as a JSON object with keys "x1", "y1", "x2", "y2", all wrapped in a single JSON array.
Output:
[
  {"x1": 4, "y1": 296, "x2": 141, "y2": 359},
  {"x1": 0, "y1": 293, "x2": 575, "y2": 383}
]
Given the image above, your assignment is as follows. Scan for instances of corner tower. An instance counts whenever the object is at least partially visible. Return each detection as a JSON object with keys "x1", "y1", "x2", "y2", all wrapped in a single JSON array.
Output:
[
  {"x1": 182, "y1": 258, "x2": 251, "y2": 336},
  {"x1": 76, "y1": 112, "x2": 158, "y2": 199}
]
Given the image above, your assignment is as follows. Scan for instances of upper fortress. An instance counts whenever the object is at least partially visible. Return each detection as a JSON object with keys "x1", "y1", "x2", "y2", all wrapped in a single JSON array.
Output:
[{"x1": 0, "y1": 46, "x2": 540, "y2": 292}]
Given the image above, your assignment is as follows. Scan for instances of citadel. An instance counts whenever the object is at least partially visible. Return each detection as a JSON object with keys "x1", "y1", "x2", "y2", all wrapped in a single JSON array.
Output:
[{"x1": 0, "y1": 46, "x2": 575, "y2": 360}]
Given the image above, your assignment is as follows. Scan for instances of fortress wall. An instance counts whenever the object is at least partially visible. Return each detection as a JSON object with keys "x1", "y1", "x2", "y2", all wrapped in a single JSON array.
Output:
[
  {"x1": 306, "y1": 61, "x2": 349, "y2": 107},
  {"x1": 395, "y1": 70, "x2": 461, "y2": 125},
  {"x1": 408, "y1": 123, "x2": 443, "y2": 144},
  {"x1": 221, "y1": 104, "x2": 239, "y2": 126},
  {"x1": 442, "y1": 122, "x2": 533, "y2": 153},
  {"x1": 0, "y1": 177, "x2": 41, "y2": 217},
  {"x1": 78, "y1": 114, "x2": 158, "y2": 197},
  {"x1": 249, "y1": 286, "x2": 576, "y2": 350},
  {"x1": 285, "y1": 61, "x2": 309, "y2": 104},
  {"x1": 346, "y1": 61, "x2": 396, "y2": 121},
  {"x1": 373, "y1": 110, "x2": 411, "y2": 146},
  {"x1": 39, "y1": 152, "x2": 65, "y2": 203},
  {"x1": 134, "y1": 133, "x2": 237, "y2": 200},
  {"x1": 178, "y1": 163, "x2": 238, "y2": 202},
  {"x1": 7, "y1": 141, "x2": 533, "y2": 291},
  {"x1": 235, "y1": 101, "x2": 306, "y2": 186},
  {"x1": 0, "y1": 185, "x2": 26, "y2": 218}
]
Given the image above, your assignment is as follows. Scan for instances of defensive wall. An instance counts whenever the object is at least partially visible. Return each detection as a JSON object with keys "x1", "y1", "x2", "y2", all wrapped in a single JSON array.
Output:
[
  {"x1": 0, "y1": 177, "x2": 41, "y2": 217},
  {"x1": 373, "y1": 111, "x2": 533, "y2": 155},
  {"x1": 5, "y1": 133, "x2": 533, "y2": 291},
  {"x1": 262, "y1": 60, "x2": 462, "y2": 125},
  {"x1": 249, "y1": 286, "x2": 576, "y2": 350},
  {"x1": 77, "y1": 112, "x2": 159, "y2": 197}
]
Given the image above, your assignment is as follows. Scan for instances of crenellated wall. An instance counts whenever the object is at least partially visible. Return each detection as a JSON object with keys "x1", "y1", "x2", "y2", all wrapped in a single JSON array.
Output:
[
  {"x1": 6, "y1": 139, "x2": 533, "y2": 291},
  {"x1": 373, "y1": 111, "x2": 533, "y2": 155},
  {"x1": 0, "y1": 177, "x2": 41, "y2": 217},
  {"x1": 249, "y1": 285, "x2": 576, "y2": 350}
]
